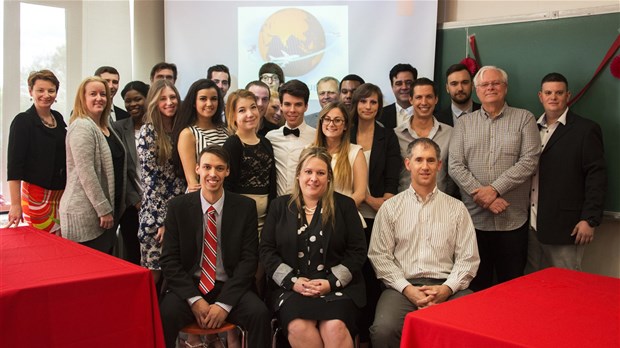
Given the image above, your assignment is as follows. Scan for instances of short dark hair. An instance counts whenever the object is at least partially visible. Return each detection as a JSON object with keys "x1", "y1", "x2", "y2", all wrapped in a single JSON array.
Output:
[
  {"x1": 245, "y1": 80, "x2": 271, "y2": 99},
  {"x1": 120, "y1": 80, "x2": 150, "y2": 99},
  {"x1": 207, "y1": 64, "x2": 231, "y2": 85},
  {"x1": 445, "y1": 63, "x2": 472, "y2": 79},
  {"x1": 259, "y1": 62, "x2": 285, "y2": 84},
  {"x1": 198, "y1": 144, "x2": 230, "y2": 167},
  {"x1": 339, "y1": 74, "x2": 365, "y2": 91},
  {"x1": 279, "y1": 79, "x2": 310, "y2": 104},
  {"x1": 410, "y1": 77, "x2": 437, "y2": 98},
  {"x1": 406, "y1": 138, "x2": 441, "y2": 159},
  {"x1": 541, "y1": 72, "x2": 569, "y2": 89},
  {"x1": 150, "y1": 62, "x2": 178, "y2": 81},
  {"x1": 350, "y1": 83, "x2": 384, "y2": 124},
  {"x1": 27, "y1": 70, "x2": 60, "y2": 91},
  {"x1": 94, "y1": 66, "x2": 119, "y2": 77},
  {"x1": 389, "y1": 64, "x2": 418, "y2": 84}
]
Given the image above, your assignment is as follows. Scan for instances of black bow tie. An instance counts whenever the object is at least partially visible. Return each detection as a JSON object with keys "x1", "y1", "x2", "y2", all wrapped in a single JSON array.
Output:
[{"x1": 283, "y1": 127, "x2": 300, "y2": 137}]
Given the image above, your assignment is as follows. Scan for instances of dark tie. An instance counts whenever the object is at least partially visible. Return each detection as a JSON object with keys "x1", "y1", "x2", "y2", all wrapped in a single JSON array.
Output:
[
  {"x1": 283, "y1": 127, "x2": 300, "y2": 137},
  {"x1": 199, "y1": 206, "x2": 217, "y2": 295}
]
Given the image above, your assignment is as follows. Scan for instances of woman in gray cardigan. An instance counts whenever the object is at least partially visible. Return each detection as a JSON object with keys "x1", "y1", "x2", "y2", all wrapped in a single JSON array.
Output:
[{"x1": 60, "y1": 76, "x2": 126, "y2": 254}]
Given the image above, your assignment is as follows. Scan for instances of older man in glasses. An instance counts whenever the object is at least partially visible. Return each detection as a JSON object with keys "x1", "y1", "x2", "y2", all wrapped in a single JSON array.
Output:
[
  {"x1": 449, "y1": 65, "x2": 541, "y2": 291},
  {"x1": 304, "y1": 76, "x2": 340, "y2": 128}
]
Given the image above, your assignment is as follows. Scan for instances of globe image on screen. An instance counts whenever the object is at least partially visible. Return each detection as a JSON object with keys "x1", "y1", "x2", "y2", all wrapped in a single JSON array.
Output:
[{"x1": 258, "y1": 8, "x2": 326, "y2": 77}]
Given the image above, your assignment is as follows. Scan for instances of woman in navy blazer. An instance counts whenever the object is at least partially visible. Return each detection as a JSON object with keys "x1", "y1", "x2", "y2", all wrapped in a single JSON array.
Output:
[
  {"x1": 6, "y1": 70, "x2": 66, "y2": 233},
  {"x1": 349, "y1": 83, "x2": 402, "y2": 344},
  {"x1": 260, "y1": 147, "x2": 366, "y2": 348}
]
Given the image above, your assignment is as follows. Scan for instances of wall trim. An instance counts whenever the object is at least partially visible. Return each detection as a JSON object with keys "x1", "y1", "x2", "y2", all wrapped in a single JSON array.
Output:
[{"x1": 439, "y1": 5, "x2": 619, "y2": 29}]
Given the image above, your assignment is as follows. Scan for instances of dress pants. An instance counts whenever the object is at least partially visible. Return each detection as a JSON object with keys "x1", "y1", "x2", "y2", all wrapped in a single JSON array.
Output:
[{"x1": 159, "y1": 281, "x2": 271, "y2": 348}]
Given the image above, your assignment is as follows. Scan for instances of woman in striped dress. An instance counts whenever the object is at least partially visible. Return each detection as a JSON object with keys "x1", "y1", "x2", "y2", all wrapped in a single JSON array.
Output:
[{"x1": 172, "y1": 79, "x2": 228, "y2": 192}]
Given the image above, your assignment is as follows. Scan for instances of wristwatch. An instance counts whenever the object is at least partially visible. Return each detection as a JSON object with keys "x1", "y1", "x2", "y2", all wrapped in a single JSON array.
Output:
[{"x1": 586, "y1": 218, "x2": 599, "y2": 228}]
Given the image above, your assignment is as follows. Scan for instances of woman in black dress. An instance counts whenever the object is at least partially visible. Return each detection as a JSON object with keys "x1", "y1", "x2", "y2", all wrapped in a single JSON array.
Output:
[{"x1": 260, "y1": 146, "x2": 367, "y2": 348}]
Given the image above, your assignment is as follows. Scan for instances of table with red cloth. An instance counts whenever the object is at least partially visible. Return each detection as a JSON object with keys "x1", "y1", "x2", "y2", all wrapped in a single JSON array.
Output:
[
  {"x1": 0, "y1": 226, "x2": 165, "y2": 347},
  {"x1": 401, "y1": 268, "x2": 619, "y2": 348}
]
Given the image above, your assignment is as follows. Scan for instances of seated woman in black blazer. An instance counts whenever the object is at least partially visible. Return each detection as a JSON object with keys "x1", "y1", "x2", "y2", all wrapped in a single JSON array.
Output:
[{"x1": 260, "y1": 146, "x2": 367, "y2": 348}]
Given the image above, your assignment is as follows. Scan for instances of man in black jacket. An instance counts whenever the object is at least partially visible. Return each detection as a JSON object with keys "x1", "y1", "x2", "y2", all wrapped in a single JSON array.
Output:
[
  {"x1": 527, "y1": 72, "x2": 607, "y2": 272},
  {"x1": 435, "y1": 63, "x2": 480, "y2": 126}
]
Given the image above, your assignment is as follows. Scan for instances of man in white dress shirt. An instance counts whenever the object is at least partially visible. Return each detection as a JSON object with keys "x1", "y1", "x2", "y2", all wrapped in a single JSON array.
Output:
[
  {"x1": 266, "y1": 79, "x2": 316, "y2": 196},
  {"x1": 368, "y1": 138, "x2": 479, "y2": 348}
]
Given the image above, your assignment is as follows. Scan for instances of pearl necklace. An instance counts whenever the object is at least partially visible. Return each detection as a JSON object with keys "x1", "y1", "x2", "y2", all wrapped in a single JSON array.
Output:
[{"x1": 303, "y1": 205, "x2": 317, "y2": 215}]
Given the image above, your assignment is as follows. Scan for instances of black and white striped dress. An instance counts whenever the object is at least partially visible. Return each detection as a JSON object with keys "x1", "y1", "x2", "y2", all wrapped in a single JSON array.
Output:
[{"x1": 189, "y1": 125, "x2": 228, "y2": 159}]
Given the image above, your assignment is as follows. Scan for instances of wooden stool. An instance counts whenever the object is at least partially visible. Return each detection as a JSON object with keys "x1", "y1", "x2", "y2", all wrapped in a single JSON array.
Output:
[{"x1": 179, "y1": 321, "x2": 247, "y2": 348}]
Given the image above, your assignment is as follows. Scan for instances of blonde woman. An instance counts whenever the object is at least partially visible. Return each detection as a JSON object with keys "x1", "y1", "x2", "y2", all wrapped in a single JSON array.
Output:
[
  {"x1": 138, "y1": 79, "x2": 186, "y2": 283},
  {"x1": 260, "y1": 147, "x2": 366, "y2": 348},
  {"x1": 60, "y1": 76, "x2": 126, "y2": 254},
  {"x1": 223, "y1": 89, "x2": 276, "y2": 235}
]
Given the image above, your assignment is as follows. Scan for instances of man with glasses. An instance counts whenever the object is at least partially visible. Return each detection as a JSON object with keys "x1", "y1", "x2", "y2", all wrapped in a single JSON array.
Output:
[
  {"x1": 395, "y1": 78, "x2": 456, "y2": 196},
  {"x1": 258, "y1": 62, "x2": 285, "y2": 93},
  {"x1": 304, "y1": 76, "x2": 340, "y2": 128},
  {"x1": 449, "y1": 66, "x2": 541, "y2": 291},
  {"x1": 436, "y1": 63, "x2": 481, "y2": 126},
  {"x1": 381, "y1": 64, "x2": 417, "y2": 129}
]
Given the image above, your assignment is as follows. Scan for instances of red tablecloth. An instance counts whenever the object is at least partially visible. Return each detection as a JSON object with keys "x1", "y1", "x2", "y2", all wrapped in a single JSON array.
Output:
[
  {"x1": 0, "y1": 226, "x2": 165, "y2": 347},
  {"x1": 401, "y1": 268, "x2": 620, "y2": 348}
]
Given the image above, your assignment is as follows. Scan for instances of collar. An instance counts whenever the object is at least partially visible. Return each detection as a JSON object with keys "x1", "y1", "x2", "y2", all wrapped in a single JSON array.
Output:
[
  {"x1": 200, "y1": 190, "x2": 226, "y2": 216},
  {"x1": 451, "y1": 101, "x2": 473, "y2": 118},
  {"x1": 397, "y1": 116, "x2": 441, "y2": 138},
  {"x1": 538, "y1": 107, "x2": 568, "y2": 127},
  {"x1": 396, "y1": 103, "x2": 413, "y2": 115},
  {"x1": 482, "y1": 102, "x2": 508, "y2": 119},
  {"x1": 408, "y1": 185, "x2": 438, "y2": 203}
]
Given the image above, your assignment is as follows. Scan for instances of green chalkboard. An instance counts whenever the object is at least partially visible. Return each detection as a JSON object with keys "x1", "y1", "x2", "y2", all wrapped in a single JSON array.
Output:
[{"x1": 434, "y1": 13, "x2": 620, "y2": 213}]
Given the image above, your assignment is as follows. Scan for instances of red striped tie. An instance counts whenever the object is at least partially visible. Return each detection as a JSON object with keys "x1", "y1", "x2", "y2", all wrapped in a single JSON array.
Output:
[{"x1": 199, "y1": 206, "x2": 217, "y2": 295}]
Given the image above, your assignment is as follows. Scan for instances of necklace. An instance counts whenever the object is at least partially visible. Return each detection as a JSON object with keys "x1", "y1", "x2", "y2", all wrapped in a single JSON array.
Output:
[
  {"x1": 40, "y1": 115, "x2": 56, "y2": 128},
  {"x1": 303, "y1": 205, "x2": 317, "y2": 215}
]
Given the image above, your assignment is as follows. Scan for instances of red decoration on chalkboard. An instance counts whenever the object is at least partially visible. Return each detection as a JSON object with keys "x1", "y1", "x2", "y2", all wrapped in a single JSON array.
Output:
[
  {"x1": 460, "y1": 33, "x2": 481, "y2": 76},
  {"x1": 460, "y1": 57, "x2": 479, "y2": 77},
  {"x1": 611, "y1": 55, "x2": 620, "y2": 79}
]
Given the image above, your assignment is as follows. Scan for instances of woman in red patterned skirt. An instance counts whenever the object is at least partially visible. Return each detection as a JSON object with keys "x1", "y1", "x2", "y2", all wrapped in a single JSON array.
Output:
[{"x1": 6, "y1": 70, "x2": 66, "y2": 234}]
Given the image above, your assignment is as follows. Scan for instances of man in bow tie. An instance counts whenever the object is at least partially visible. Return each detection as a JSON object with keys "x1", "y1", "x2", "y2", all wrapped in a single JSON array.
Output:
[{"x1": 266, "y1": 79, "x2": 316, "y2": 196}]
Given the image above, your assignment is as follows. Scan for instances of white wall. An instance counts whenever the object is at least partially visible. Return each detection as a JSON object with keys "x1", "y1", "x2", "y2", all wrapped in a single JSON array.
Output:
[{"x1": 438, "y1": 0, "x2": 619, "y2": 24}]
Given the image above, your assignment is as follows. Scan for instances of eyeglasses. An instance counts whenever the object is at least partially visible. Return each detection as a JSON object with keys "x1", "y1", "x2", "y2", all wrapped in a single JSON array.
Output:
[
  {"x1": 261, "y1": 73, "x2": 280, "y2": 83},
  {"x1": 321, "y1": 116, "x2": 345, "y2": 126},
  {"x1": 476, "y1": 81, "x2": 505, "y2": 89}
]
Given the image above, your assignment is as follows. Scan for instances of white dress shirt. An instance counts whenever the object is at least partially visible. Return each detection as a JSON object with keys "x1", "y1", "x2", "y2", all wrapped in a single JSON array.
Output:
[
  {"x1": 368, "y1": 186, "x2": 479, "y2": 293},
  {"x1": 266, "y1": 122, "x2": 316, "y2": 196}
]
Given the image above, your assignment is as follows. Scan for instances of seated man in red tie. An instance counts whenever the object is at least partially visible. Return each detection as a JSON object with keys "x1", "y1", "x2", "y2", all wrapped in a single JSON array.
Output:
[{"x1": 160, "y1": 145, "x2": 271, "y2": 348}]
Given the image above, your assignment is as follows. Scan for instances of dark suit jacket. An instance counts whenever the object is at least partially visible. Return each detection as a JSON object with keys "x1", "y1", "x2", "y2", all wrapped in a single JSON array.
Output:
[
  {"x1": 435, "y1": 102, "x2": 481, "y2": 127},
  {"x1": 161, "y1": 190, "x2": 259, "y2": 307},
  {"x1": 111, "y1": 118, "x2": 142, "y2": 207},
  {"x1": 350, "y1": 121, "x2": 401, "y2": 197},
  {"x1": 260, "y1": 193, "x2": 367, "y2": 308},
  {"x1": 7, "y1": 105, "x2": 67, "y2": 189},
  {"x1": 113, "y1": 105, "x2": 130, "y2": 121},
  {"x1": 379, "y1": 103, "x2": 398, "y2": 129},
  {"x1": 536, "y1": 110, "x2": 607, "y2": 245}
]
